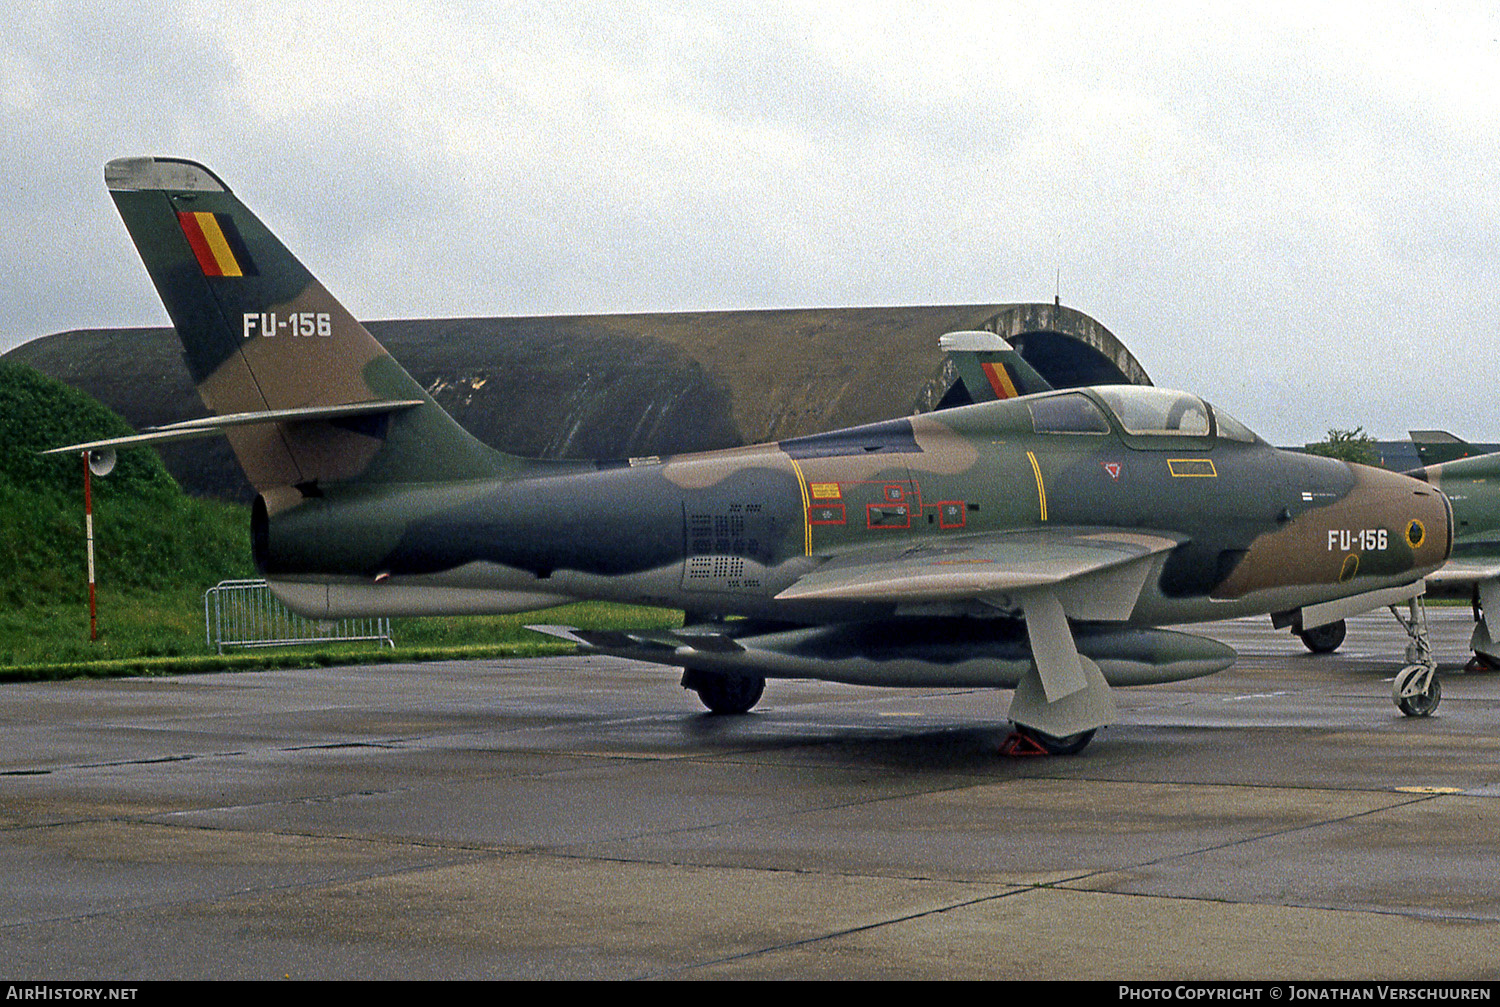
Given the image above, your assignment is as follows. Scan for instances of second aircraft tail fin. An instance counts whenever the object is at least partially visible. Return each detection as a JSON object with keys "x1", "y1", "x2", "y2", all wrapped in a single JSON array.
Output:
[{"x1": 938, "y1": 330, "x2": 1054, "y2": 404}]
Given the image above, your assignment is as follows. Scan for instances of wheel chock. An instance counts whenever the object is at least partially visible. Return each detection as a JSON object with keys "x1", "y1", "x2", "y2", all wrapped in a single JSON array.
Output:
[
  {"x1": 1464, "y1": 654, "x2": 1498, "y2": 674},
  {"x1": 998, "y1": 731, "x2": 1051, "y2": 757}
]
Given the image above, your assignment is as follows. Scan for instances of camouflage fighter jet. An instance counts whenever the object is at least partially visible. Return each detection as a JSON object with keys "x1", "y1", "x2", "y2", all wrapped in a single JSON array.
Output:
[{"x1": 48, "y1": 157, "x2": 1454, "y2": 753}]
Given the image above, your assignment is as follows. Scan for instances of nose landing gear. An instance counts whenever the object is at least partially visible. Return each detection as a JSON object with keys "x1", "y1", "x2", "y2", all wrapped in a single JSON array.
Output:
[{"x1": 1390, "y1": 596, "x2": 1441, "y2": 717}]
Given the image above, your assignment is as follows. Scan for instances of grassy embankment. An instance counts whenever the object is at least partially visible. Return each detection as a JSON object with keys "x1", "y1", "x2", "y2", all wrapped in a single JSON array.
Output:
[{"x1": 0, "y1": 360, "x2": 677, "y2": 680}]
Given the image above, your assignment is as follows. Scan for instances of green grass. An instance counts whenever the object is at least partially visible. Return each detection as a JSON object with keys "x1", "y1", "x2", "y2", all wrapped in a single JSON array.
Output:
[
  {"x1": 0, "y1": 597, "x2": 681, "y2": 682},
  {"x1": 0, "y1": 360, "x2": 679, "y2": 681}
]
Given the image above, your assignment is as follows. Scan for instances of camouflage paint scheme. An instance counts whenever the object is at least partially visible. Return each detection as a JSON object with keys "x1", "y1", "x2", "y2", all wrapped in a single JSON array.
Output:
[
  {"x1": 1413, "y1": 453, "x2": 1500, "y2": 663},
  {"x1": 75, "y1": 157, "x2": 1452, "y2": 751}
]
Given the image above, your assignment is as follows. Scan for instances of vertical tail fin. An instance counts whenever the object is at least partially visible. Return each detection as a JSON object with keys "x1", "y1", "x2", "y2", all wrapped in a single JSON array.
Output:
[
  {"x1": 938, "y1": 330, "x2": 1054, "y2": 403},
  {"x1": 1409, "y1": 430, "x2": 1475, "y2": 467},
  {"x1": 105, "y1": 157, "x2": 501, "y2": 499}
]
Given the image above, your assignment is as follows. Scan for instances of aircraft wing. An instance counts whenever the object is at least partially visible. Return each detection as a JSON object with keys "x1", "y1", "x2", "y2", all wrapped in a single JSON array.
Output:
[
  {"x1": 776, "y1": 527, "x2": 1182, "y2": 619},
  {"x1": 1426, "y1": 558, "x2": 1500, "y2": 586}
]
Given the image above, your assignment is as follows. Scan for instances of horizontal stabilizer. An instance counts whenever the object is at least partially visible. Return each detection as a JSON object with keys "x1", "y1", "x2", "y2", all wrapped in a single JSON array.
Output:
[
  {"x1": 526, "y1": 624, "x2": 589, "y2": 646},
  {"x1": 41, "y1": 399, "x2": 424, "y2": 456}
]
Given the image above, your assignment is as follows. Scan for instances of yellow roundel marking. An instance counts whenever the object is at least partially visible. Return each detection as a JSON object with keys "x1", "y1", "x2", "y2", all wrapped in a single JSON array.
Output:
[
  {"x1": 1407, "y1": 519, "x2": 1425, "y2": 549},
  {"x1": 1338, "y1": 553, "x2": 1359, "y2": 582}
]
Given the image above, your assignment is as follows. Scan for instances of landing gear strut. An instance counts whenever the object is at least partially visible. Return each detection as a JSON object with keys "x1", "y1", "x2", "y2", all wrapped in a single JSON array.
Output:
[
  {"x1": 1390, "y1": 596, "x2": 1441, "y2": 717},
  {"x1": 681, "y1": 668, "x2": 765, "y2": 714},
  {"x1": 1467, "y1": 583, "x2": 1500, "y2": 672}
]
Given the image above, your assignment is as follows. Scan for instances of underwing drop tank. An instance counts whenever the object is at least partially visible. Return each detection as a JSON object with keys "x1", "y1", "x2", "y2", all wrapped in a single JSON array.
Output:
[{"x1": 533, "y1": 619, "x2": 1236, "y2": 689}]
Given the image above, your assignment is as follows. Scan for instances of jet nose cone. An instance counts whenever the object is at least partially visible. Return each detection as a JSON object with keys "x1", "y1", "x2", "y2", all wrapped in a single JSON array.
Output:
[
  {"x1": 1213, "y1": 456, "x2": 1451, "y2": 602},
  {"x1": 1346, "y1": 463, "x2": 1452, "y2": 579}
]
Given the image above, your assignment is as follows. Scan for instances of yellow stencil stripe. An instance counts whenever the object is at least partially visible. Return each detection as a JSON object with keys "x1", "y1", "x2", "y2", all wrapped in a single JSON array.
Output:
[
  {"x1": 192, "y1": 212, "x2": 243, "y2": 277},
  {"x1": 789, "y1": 457, "x2": 812, "y2": 555},
  {"x1": 1027, "y1": 450, "x2": 1047, "y2": 521}
]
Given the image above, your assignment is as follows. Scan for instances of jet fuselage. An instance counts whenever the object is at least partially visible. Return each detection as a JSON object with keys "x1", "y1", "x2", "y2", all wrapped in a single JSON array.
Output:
[{"x1": 259, "y1": 387, "x2": 1451, "y2": 628}]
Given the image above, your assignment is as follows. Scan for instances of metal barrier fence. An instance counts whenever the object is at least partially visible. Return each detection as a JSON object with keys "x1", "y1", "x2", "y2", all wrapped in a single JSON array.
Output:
[{"x1": 204, "y1": 579, "x2": 395, "y2": 654}]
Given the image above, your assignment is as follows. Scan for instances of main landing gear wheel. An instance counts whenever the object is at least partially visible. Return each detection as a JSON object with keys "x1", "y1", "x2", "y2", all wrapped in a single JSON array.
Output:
[
  {"x1": 1393, "y1": 665, "x2": 1441, "y2": 717},
  {"x1": 1296, "y1": 619, "x2": 1346, "y2": 654},
  {"x1": 1012, "y1": 724, "x2": 1096, "y2": 755},
  {"x1": 681, "y1": 668, "x2": 765, "y2": 715}
]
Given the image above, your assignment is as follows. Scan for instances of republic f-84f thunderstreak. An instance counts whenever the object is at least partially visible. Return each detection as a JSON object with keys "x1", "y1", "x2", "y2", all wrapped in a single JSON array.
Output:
[{"x1": 52, "y1": 157, "x2": 1452, "y2": 754}]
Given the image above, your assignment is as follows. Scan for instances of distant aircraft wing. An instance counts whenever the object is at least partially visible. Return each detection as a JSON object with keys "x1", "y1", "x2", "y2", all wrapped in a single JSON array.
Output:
[
  {"x1": 776, "y1": 527, "x2": 1182, "y2": 620},
  {"x1": 1426, "y1": 558, "x2": 1500, "y2": 586}
]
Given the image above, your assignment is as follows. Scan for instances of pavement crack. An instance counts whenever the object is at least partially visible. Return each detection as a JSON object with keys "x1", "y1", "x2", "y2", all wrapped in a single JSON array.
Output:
[
  {"x1": 640, "y1": 887, "x2": 1030, "y2": 979},
  {"x1": 1087, "y1": 790, "x2": 1449, "y2": 878}
]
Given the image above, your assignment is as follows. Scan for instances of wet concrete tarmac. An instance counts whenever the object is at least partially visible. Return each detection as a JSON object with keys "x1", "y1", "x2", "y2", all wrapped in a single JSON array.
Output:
[{"x1": 1, "y1": 609, "x2": 1497, "y2": 979}]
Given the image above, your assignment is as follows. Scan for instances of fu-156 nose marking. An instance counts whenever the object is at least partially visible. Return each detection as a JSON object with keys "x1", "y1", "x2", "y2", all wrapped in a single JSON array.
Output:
[{"x1": 1215, "y1": 463, "x2": 1450, "y2": 600}]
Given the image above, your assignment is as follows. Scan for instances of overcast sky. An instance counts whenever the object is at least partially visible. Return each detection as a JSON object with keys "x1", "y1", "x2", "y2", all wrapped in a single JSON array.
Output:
[{"x1": 1, "y1": 0, "x2": 1496, "y2": 444}]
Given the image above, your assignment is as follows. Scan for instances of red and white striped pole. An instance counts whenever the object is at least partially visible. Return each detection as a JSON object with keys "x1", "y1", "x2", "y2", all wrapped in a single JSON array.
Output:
[{"x1": 83, "y1": 450, "x2": 97, "y2": 641}]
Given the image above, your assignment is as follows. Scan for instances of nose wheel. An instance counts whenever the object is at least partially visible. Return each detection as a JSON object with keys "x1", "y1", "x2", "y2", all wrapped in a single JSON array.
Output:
[
  {"x1": 1393, "y1": 665, "x2": 1441, "y2": 717},
  {"x1": 1389, "y1": 597, "x2": 1440, "y2": 717}
]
